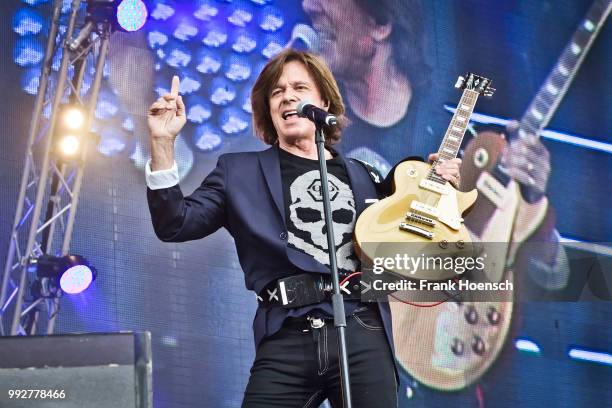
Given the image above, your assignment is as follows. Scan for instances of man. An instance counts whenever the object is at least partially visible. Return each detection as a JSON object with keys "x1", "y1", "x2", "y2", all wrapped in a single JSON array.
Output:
[
  {"x1": 303, "y1": 1, "x2": 567, "y2": 406},
  {"x1": 146, "y1": 49, "x2": 461, "y2": 407},
  {"x1": 302, "y1": 0, "x2": 431, "y2": 167}
]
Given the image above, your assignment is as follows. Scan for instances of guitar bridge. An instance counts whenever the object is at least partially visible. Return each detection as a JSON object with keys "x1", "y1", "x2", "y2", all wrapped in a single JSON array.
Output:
[
  {"x1": 399, "y1": 222, "x2": 434, "y2": 240},
  {"x1": 406, "y1": 212, "x2": 436, "y2": 227}
]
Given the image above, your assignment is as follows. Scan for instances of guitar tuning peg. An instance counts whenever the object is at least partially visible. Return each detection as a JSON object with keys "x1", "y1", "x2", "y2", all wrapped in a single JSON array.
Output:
[
  {"x1": 451, "y1": 338, "x2": 465, "y2": 356},
  {"x1": 472, "y1": 335, "x2": 486, "y2": 355},
  {"x1": 455, "y1": 76, "x2": 465, "y2": 89}
]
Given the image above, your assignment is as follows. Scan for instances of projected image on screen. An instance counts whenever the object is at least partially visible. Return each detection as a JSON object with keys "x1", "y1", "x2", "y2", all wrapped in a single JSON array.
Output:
[{"x1": 1, "y1": 0, "x2": 610, "y2": 407}]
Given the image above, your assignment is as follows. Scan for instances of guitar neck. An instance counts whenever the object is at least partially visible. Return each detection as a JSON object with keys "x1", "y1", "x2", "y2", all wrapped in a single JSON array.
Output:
[
  {"x1": 518, "y1": 0, "x2": 611, "y2": 138},
  {"x1": 438, "y1": 89, "x2": 480, "y2": 161}
]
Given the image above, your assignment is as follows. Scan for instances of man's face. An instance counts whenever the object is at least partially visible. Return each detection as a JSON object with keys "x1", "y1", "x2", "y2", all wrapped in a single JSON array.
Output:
[
  {"x1": 269, "y1": 60, "x2": 327, "y2": 144},
  {"x1": 302, "y1": 0, "x2": 376, "y2": 77}
]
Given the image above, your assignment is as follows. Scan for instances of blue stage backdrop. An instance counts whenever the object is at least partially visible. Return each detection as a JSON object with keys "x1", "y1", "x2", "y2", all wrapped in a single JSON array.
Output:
[{"x1": 1, "y1": 0, "x2": 610, "y2": 407}]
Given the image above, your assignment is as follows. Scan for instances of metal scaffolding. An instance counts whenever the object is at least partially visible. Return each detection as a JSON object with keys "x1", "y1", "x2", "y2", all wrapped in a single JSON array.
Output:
[{"x1": 0, "y1": 0, "x2": 112, "y2": 336}]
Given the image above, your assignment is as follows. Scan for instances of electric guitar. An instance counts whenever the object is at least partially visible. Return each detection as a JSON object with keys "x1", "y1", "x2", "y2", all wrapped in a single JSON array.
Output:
[
  {"x1": 461, "y1": 0, "x2": 611, "y2": 282},
  {"x1": 391, "y1": 0, "x2": 611, "y2": 392},
  {"x1": 354, "y1": 73, "x2": 492, "y2": 281}
]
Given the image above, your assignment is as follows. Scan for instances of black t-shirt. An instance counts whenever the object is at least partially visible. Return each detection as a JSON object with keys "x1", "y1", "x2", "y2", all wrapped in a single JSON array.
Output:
[
  {"x1": 266, "y1": 147, "x2": 361, "y2": 325},
  {"x1": 279, "y1": 147, "x2": 359, "y2": 274}
]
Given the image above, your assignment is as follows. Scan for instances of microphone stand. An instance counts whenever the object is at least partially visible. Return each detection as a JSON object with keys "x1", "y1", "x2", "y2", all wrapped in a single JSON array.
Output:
[{"x1": 314, "y1": 125, "x2": 352, "y2": 408}]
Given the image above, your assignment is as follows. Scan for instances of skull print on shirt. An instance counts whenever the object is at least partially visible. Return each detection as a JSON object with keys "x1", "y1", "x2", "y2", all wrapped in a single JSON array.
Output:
[{"x1": 287, "y1": 170, "x2": 359, "y2": 273}]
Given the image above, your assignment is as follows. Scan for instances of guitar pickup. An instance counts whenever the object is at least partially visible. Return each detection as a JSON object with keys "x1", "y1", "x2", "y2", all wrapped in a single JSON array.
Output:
[
  {"x1": 405, "y1": 212, "x2": 436, "y2": 227},
  {"x1": 410, "y1": 201, "x2": 440, "y2": 218},
  {"x1": 399, "y1": 222, "x2": 434, "y2": 240},
  {"x1": 419, "y1": 178, "x2": 449, "y2": 195},
  {"x1": 476, "y1": 172, "x2": 506, "y2": 208}
]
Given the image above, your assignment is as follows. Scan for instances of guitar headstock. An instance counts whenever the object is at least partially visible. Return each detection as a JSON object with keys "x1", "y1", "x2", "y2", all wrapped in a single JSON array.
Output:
[{"x1": 455, "y1": 73, "x2": 495, "y2": 97}]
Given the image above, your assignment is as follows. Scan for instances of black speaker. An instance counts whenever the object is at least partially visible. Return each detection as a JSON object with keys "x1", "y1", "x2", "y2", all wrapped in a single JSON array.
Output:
[{"x1": 0, "y1": 332, "x2": 152, "y2": 408}]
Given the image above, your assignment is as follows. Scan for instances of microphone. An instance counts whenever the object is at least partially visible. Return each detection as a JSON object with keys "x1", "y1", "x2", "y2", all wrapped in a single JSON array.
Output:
[
  {"x1": 297, "y1": 100, "x2": 338, "y2": 127},
  {"x1": 285, "y1": 24, "x2": 320, "y2": 52}
]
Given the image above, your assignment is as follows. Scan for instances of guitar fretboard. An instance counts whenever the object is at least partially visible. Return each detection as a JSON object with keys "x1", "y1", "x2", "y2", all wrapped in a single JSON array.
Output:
[
  {"x1": 428, "y1": 89, "x2": 480, "y2": 184},
  {"x1": 519, "y1": 0, "x2": 611, "y2": 138}
]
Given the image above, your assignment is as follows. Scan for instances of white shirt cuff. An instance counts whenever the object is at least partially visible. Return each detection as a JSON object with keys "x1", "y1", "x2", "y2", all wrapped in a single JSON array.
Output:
[{"x1": 145, "y1": 159, "x2": 179, "y2": 190}]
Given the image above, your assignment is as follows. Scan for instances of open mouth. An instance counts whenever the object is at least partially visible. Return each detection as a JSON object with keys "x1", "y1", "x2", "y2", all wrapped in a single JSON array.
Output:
[{"x1": 282, "y1": 110, "x2": 298, "y2": 120}]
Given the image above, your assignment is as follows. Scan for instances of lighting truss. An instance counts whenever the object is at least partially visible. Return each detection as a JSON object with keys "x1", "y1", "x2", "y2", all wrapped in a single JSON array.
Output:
[{"x1": 0, "y1": 0, "x2": 112, "y2": 336}]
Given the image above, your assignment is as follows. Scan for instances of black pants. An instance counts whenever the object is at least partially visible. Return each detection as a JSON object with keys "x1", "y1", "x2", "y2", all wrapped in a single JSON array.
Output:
[{"x1": 242, "y1": 307, "x2": 398, "y2": 407}]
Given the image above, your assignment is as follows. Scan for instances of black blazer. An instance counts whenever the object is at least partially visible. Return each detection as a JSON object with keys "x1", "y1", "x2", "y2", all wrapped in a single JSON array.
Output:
[{"x1": 147, "y1": 145, "x2": 395, "y2": 350}]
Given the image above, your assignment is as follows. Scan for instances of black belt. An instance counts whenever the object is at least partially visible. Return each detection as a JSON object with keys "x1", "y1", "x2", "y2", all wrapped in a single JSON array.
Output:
[{"x1": 256, "y1": 273, "x2": 363, "y2": 308}]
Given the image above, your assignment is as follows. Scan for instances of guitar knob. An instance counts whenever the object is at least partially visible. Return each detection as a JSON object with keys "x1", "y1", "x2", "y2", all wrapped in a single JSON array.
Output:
[
  {"x1": 487, "y1": 306, "x2": 501, "y2": 325},
  {"x1": 472, "y1": 335, "x2": 486, "y2": 355},
  {"x1": 451, "y1": 338, "x2": 465, "y2": 356},
  {"x1": 474, "y1": 147, "x2": 489, "y2": 168},
  {"x1": 464, "y1": 305, "x2": 478, "y2": 325}
]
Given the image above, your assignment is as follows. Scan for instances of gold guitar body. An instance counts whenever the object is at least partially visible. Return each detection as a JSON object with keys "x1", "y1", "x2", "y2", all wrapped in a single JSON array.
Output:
[
  {"x1": 354, "y1": 160, "x2": 477, "y2": 281},
  {"x1": 390, "y1": 284, "x2": 513, "y2": 391}
]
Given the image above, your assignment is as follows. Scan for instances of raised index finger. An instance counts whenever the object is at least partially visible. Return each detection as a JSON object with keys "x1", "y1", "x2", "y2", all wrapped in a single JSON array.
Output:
[{"x1": 170, "y1": 75, "x2": 180, "y2": 97}]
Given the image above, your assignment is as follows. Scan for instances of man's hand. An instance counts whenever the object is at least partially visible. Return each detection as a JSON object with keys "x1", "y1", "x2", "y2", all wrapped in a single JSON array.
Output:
[
  {"x1": 428, "y1": 153, "x2": 462, "y2": 187},
  {"x1": 147, "y1": 75, "x2": 187, "y2": 141},
  {"x1": 148, "y1": 76, "x2": 187, "y2": 171},
  {"x1": 501, "y1": 120, "x2": 551, "y2": 197}
]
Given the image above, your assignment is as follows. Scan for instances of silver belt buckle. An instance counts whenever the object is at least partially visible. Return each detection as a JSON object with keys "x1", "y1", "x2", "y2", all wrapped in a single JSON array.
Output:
[{"x1": 308, "y1": 317, "x2": 325, "y2": 329}]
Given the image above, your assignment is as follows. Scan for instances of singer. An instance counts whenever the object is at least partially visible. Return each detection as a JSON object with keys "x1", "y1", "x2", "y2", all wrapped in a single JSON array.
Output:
[{"x1": 145, "y1": 49, "x2": 461, "y2": 407}]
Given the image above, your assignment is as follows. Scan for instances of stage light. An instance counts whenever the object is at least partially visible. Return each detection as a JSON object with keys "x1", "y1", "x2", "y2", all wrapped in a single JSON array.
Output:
[
  {"x1": 196, "y1": 49, "x2": 222, "y2": 74},
  {"x1": 225, "y1": 55, "x2": 252, "y2": 82},
  {"x1": 209, "y1": 78, "x2": 236, "y2": 106},
  {"x1": 194, "y1": 1, "x2": 219, "y2": 21},
  {"x1": 179, "y1": 72, "x2": 203, "y2": 95},
  {"x1": 220, "y1": 107, "x2": 249, "y2": 134},
  {"x1": 31, "y1": 254, "x2": 97, "y2": 295},
  {"x1": 202, "y1": 25, "x2": 228, "y2": 48},
  {"x1": 568, "y1": 347, "x2": 612, "y2": 366},
  {"x1": 147, "y1": 29, "x2": 168, "y2": 48},
  {"x1": 54, "y1": 105, "x2": 87, "y2": 157},
  {"x1": 150, "y1": 2, "x2": 175, "y2": 21},
  {"x1": 66, "y1": 0, "x2": 147, "y2": 49},
  {"x1": 231, "y1": 30, "x2": 257, "y2": 53},
  {"x1": 21, "y1": 66, "x2": 41, "y2": 95},
  {"x1": 59, "y1": 135, "x2": 80, "y2": 156},
  {"x1": 227, "y1": 5, "x2": 254, "y2": 28},
  {"x1": 193, "y1": 124, "x2": 222, "y2": 152},
  {"x1": 259, "y1": 6, "x2": 284, "y2": 32},
  {"x1": 173, "y1": 19, "x2": 199, "y2": 41},
  {"x1": 116, "y1": 0, "x2": 148, "y2": 32},
  {"x1": 12, "y1": 8, "x2": 45, "y2": 36},
  {"x1": 260, "y1": 34, "x2": 284, "y2": 59},
  {"x1": 186, "y1": 97, "x2": 212, "y2": 124},
  {"x1": 13, "y1": 36, "x2": 44, "y2": 66},
  {"x1": 60, "y1": 264, "x2": 95, "y2": 294},
  {"x1": 64, "y1": 107, "x2": 86, "y2": 130},
  {"x1": 162, "y1": 40, "x2": 192, "y2": 68},
  {"x1": 514, "y1": 338, "x2": 541, "y2": 354}
]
